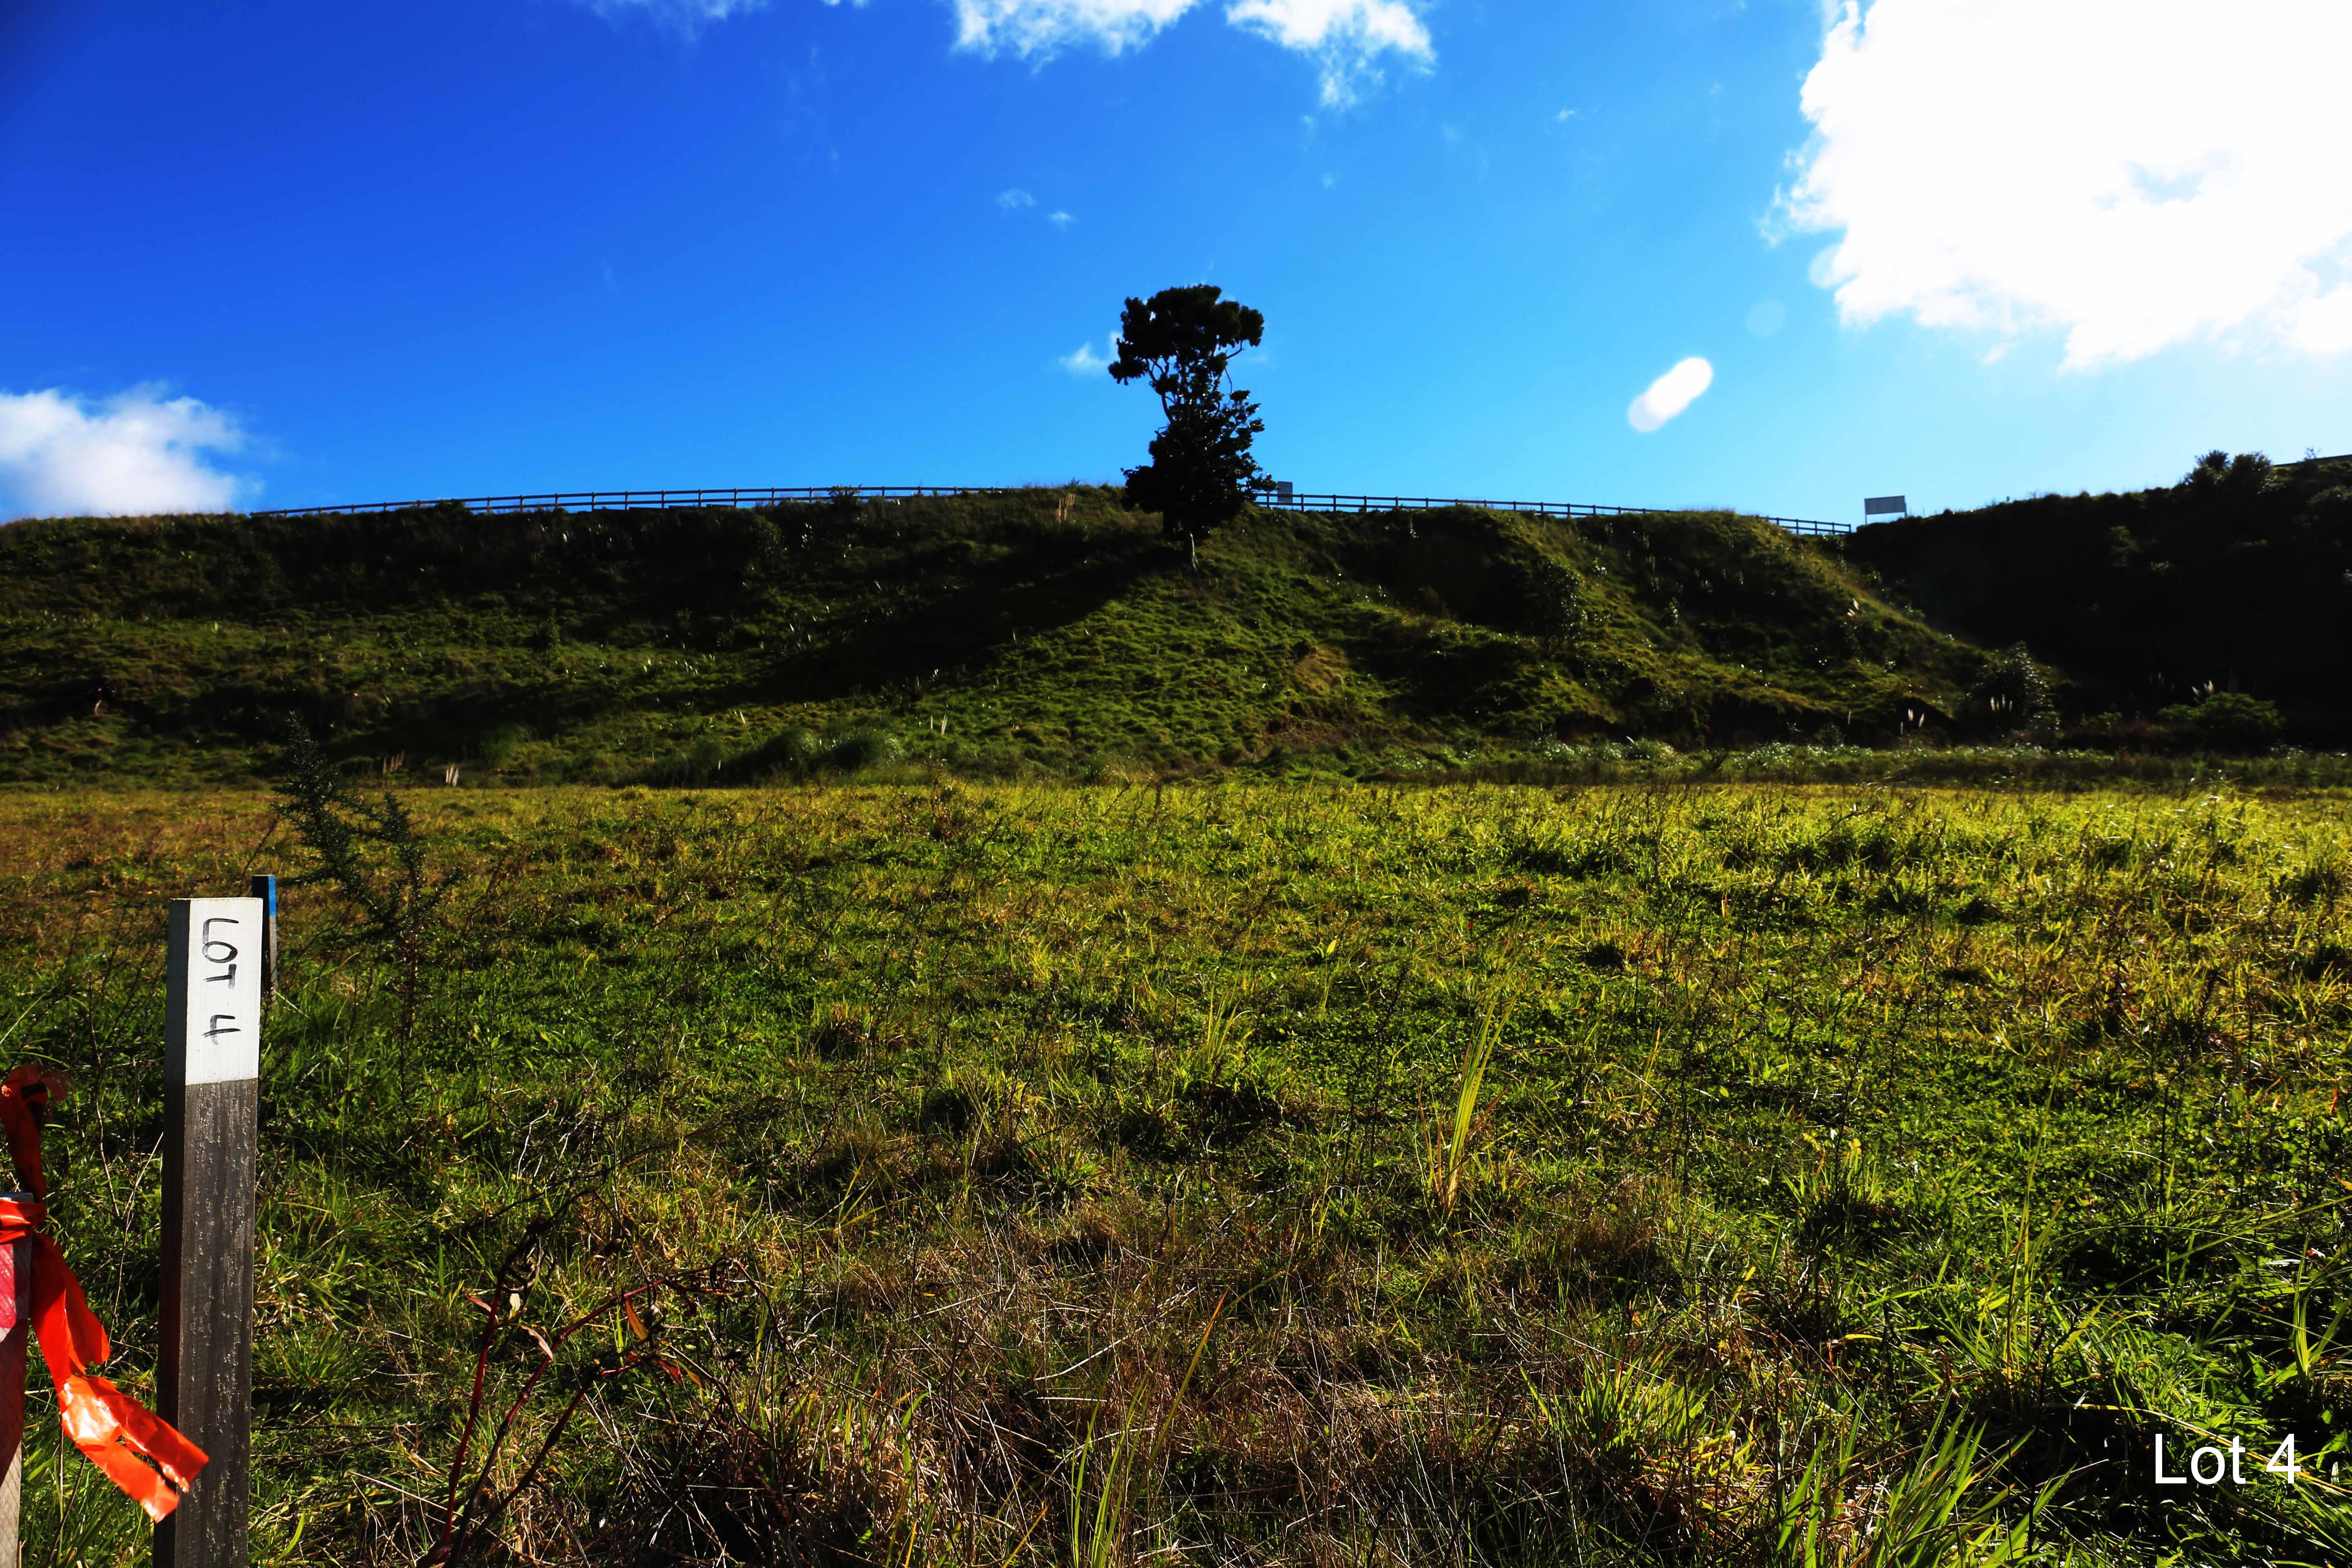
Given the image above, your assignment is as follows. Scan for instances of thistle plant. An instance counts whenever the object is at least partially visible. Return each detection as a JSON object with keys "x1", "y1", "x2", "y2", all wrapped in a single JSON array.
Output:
[{"x1": 275, "y1": 718, "x2": 456, "y2": 1040}]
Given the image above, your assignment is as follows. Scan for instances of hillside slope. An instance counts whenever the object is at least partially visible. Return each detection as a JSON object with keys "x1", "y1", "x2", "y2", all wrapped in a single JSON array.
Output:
[
  {"x1": 0, "y1": 490, "x2": 1983, "y2": 783},
  {"x1": 1841, "y1": 452, "x2": 2352, "y2": 739}
]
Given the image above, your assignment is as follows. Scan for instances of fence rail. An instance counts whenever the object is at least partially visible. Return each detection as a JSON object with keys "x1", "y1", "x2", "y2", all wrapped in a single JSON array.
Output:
[
  {"x1": 249, "y1": 485, "x2": 1000, "y2": 518},
  {"x1": 250, "y1": 484, "x2": 1851, "y2": 536},
  {"x1": 1258, "y1": 490, "x2": 1850, "y2": 536}
]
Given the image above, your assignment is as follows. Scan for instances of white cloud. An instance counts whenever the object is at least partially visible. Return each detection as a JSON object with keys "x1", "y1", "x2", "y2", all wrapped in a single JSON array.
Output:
[
  {"x1": 954, "y1": 0, "x2": 1200, "y2": 58},
  {"x1": 953, "y1": 0, "x2": 1426, "y2": 100},
  {"x1": 592, "y1": 0, "x2": 1431, "y2": 94},
  {"x1": 1047, "y1": 209, "x2": 1076, "y2": 228},
  {"x1": 1777, "y1": 0, "x2": 2352, "y2": 370},
  {"x1": 1223, "y1": 0, "x2": 1430, "y2": 105},
  {"x1": 578, "y1": 0, "x2": 768, "y2": 33},
  {"x1": 0, "y1": 387, "x2": 251, "y2": 520},
  {"x1": 1626, "y1": 358, "x2": 1713, "y2": 433},
  {"x1": 1057, "y1": 339, "x2": 1112, "y2": 375}
]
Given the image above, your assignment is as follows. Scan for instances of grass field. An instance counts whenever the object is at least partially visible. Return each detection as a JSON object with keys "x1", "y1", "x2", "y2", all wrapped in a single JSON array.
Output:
[{"x1": 2, "y1": 781, "x2": 2348, "y2": 1566}]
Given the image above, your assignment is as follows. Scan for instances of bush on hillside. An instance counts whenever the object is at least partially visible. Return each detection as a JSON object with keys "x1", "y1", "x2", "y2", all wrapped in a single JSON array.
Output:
[
  {"x1": 2302, "y1": 485, "x2": 2352, "y2": 537},
  {"x1": 480, "y1": 723, "x2": 532, "y2": 769},
  {"x1": 2159, "y1": 691, "x2": 2282, "y2": 753},
  {"x1": 1513, "y1": 555, "x2": 1595, "y2": 648},
  {"x1": 2183, "y1": 449, "x2": 2277, "y2": 498},
  {"x1": 735, "y1": 724, "x2": 904, "y2": 779},
  {"x1": 737, "y1": 728, "x2": 821, "y2": 777},
  {"x1": 823, "y1": 726, "x2": 903, "y2": 772},
  {"x1": 1969, "y1": 642, "x2": 2055, "y2": 730}
]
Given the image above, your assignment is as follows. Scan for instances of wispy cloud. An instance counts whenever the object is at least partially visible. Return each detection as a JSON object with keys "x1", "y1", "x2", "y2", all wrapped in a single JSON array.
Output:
[
  {"x1": 1057, "y1": 338, "x2": 1113, "y2": 375},
  {"x1": 585, "y1": 0, "x2": 1430, "y2": 94},
  {"x1": 1222, "y1": 0, "x2": 1430, "y2": 105},
  {"x1": 576, "y1": 0, "x2": 770, "y2": 36},
  {"x1": 953, "y1": 0, "x2": 1428, "y2": 101},
  {"x1": 1626, "y1": 357, "x2": 1713, "y2": 432},
  {"x1": 954, "y1": 0, "x2": 1201, "y2": 58},
  {"x1": 0, "y1": 386, "x2": 252, "y2": 520},
  {"x1": 1775, "y1": 0, "x2": 2352, "y2": 368},
  {"x1": 589, "y1": 0, "x2": 1430, "y2": 98},
  {"x1": 1000, "y1": 190, "x2": 1077, "y2": 227}
]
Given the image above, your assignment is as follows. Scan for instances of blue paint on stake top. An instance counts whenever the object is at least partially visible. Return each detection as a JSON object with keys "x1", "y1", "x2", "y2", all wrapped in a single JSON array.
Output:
[{"x1": 248, "y1": 873, "x2": 278, "y2": 998}]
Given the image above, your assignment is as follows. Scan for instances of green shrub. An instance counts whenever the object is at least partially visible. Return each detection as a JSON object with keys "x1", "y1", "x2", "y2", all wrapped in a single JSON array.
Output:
[
  {"x1": 2302, "y1": 484, "x2": 2352, "y2": 537},
  {"x1": 1970, "y1": 642, "x2": 2054, "y2": 728},
  {"x1": 735, "y1": 727, "x2": 819, "y2": 777},
  {"x1": 480, "y1": 722, "x2": 532, "y2": 770},
  {"x1": 731, "y1": 724, "x2": 900, "y2": 779},
  {"x1": 1516, "y1": 554, "x2": 1593, "y2": 646},
  {"x1": 823, "y1": 726, "x2": 903, "y2": 773},
  {"x1": 2183, "y1": 448, "x2": 2277, "y2": 497},
  {"x1": 2159, "y1": 691, "x2": 2282, "y2": 752}
]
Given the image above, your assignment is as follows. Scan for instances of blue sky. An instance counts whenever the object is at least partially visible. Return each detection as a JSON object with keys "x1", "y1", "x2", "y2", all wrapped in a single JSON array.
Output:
[{"x1": 3, "y1": 0, "x2": 2347, "y2": 524}]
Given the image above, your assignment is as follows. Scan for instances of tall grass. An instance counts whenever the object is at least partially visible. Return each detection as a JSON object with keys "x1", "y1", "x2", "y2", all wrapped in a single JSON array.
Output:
[{"x1": 1424, "y1": 971, "x2": 1517, "y2": 1218}]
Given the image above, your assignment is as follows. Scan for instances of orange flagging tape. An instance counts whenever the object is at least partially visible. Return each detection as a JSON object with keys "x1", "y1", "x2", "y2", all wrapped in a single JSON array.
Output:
[{"x1": 0, "y1": 1065, "x2": 207, "y2": 1521}]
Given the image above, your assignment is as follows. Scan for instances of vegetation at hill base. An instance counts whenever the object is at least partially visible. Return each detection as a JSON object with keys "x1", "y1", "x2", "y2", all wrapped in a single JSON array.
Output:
[
  {"x1": 1844, "y1": 452, "x2": 2352, "y2": 744},
  {"x1": 0, "y1": 490, "x2": 1987, "y2": 788},
  {"x1": 3, "y1": 782, "x2": 2347, "y2": 1564}
]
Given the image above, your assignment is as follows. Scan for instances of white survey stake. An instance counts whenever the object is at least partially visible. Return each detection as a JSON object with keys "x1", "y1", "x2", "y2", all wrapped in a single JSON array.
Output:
[{"x1": 172, "y1": 898, "x2": 264, "y2": 1083}]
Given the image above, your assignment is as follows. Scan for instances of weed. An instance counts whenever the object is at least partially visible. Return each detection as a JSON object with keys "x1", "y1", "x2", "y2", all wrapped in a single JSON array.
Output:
[{"x1": 1423, "y1": 969, "x2": 1517, "y2": 1218}]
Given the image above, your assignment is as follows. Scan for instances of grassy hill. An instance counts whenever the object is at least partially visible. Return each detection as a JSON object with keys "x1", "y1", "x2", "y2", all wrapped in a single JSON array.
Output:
[
  {"x1": 0, "y1": 490, "x2": 1982, "y2": 785},
  {"x1": 1842, "y1": 452, "x2": 2352, "y2": 741}
]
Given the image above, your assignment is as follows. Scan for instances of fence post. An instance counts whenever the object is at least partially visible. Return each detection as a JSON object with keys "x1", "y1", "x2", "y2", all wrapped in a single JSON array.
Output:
[
  {"x1": 0, "y1": 1192, "x2": 31, "y2": 1568},
  {"x1": 158, "y1": 898, "x2": 263, "y2": 1568}
]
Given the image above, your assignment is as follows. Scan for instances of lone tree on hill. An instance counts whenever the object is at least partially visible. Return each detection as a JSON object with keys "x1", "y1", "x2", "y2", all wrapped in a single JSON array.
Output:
[{"x1": 1109, "y1": 285, "x2": 1266, "y2": 553}]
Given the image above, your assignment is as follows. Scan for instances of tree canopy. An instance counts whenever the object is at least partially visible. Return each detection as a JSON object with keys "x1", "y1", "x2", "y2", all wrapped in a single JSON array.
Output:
[{"x1": 1109, "y1": 285, "x2": 1266, "y2": 548}]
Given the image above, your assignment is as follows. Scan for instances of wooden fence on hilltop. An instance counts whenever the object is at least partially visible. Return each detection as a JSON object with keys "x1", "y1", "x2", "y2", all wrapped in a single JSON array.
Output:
[{"x1": 249, "y1": 484, "x2": 1853, "y2": 537}]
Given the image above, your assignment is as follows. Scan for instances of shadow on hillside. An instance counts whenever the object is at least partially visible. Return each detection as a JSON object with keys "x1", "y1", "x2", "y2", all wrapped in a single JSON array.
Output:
[
  {"x1": 734, "y1": 530, "x2": 1180, "y2": 705},
  {"x1": 0, "y1": 491, "x2": 1176, "y2": 766}
]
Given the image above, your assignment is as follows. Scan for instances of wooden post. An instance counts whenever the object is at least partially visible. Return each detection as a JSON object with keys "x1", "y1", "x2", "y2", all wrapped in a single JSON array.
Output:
[
  {"x1": 159, "y1": 898, "x2": 262, "y2": 1568},
  {"x1": 0, "y1": 1200, "x2": 32, "y2": 1568}
]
